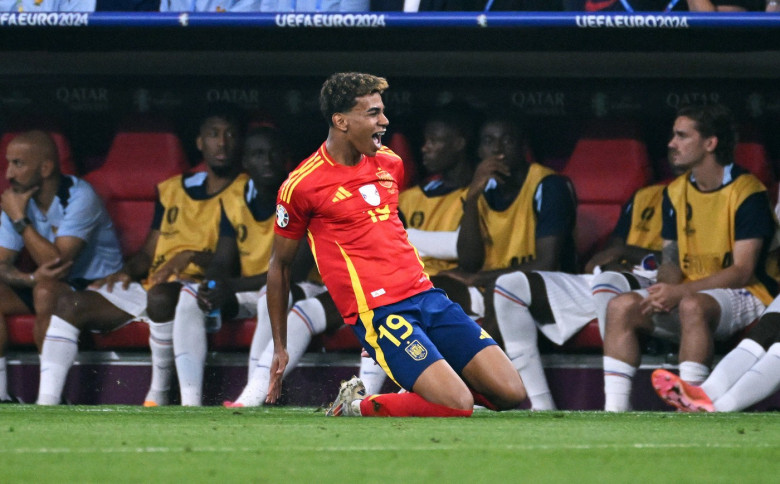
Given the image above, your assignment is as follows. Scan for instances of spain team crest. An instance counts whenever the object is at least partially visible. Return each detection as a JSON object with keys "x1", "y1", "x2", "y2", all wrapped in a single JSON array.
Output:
[
  {"x1": 405, "y1": 340, "x2": 427, "y2": 361},
  {"x1": 376, "y1": 168, "x2": 394, "y2": 189}
]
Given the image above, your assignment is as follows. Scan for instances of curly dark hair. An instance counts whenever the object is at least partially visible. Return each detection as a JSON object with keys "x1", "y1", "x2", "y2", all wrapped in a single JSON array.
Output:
[
  {"x1": 319, "y1": 72, "x2": 389, "y2": 126},
  {"x1": 199, "y1": 101, "x2": 247, "y2": 134}
]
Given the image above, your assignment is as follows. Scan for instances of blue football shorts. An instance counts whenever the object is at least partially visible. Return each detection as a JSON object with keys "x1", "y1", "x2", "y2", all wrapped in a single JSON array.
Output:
[{"x1": 351, "y1": 288, "x2": 497, "y2": 391}]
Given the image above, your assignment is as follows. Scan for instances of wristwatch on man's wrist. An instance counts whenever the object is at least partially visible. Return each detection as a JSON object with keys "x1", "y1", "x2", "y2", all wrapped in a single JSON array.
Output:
[{"x1": 12, "y1": 217, "x2": 31, "y2": 234}]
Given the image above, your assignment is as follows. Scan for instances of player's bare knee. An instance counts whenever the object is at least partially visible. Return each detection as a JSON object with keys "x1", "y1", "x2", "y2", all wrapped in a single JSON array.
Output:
[
  {"x1": 449, "y1": 391, "x2": 475, "y2": 411},
  {"x1": 496, "y1": 379, "x2": 527, "y2": 409},
  {"x1": 606, "y1": 293, "x2": 641, "y2": 331},
  {"x1": 32, "y1": 278, "x2": 58, "y2": 305},
  {"x1": 679, "y1": 294, "x2": 715, "y2": 331},
  {"x1": 146, "y1": 285, "x2": 178, "y2": 322},
  {"x1": 53, "y1": 292, "x2": 86, "y2": 329}
]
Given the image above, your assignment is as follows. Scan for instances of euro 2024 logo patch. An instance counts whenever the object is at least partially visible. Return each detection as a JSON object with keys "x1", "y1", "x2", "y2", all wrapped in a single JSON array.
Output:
[
  {"x1": 405, "y1": 340, "x2": 427, "y2": 361},
  {"x1": 359, "y1": 184, "x2": 381, "y2": 207},
  {"x1": 276, "y1": 204, "x2": 289, "y2": 228}
]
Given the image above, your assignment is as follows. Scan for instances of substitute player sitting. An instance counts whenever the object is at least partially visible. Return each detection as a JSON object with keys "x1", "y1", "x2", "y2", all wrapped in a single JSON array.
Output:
[
  {"x1": 36, "y1": 104, "x2": 247, "y2": 405},
  {"x1": 602, "y1": 103, "x2": 777, "y2": 412},
  {"x1": 174, "y1": 126, "x2": 322, "y2": 406},
  {"x1": 431, "y1": 114, "x2": 578, "y2": 354},
  {"x1": 494, "y1": 180, "x2": 667, "y2": 410}
]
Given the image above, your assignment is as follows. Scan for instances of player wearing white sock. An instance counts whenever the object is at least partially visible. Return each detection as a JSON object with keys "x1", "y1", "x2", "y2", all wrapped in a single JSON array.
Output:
[
  {"x1": 702, "y1": 338, "x2": 766, "y2": 400},
  {"x1": 715, "y1": 342, "x2": 780, "y2": 411},
  {"x1": 494, "y1": 272, "x2": 554, "y2": 409},
  {"x1": 173, "y1": 126, "x2": 323, "y2": 406},
  {"x1": 0, "y1": 356, "x2": 9, "y2": 402},
  {"x1": 603, "y1": 355, "x2": 637, "y2": 412},
  {"x1": 603, "y1": 104, "x2": 776, "y2": 412},
  {"x1": 491, "y1": 180, "x2": 667, "y2": 409},
  {"x1": 0, "y1": 131, "x2": 125, "y2": 403},
  {"x1": 359, "y1": 350, "x2": 388, "y2": 395},
  {"x1": 146, "y1": 320, "x2": 174, "y2": 406},
  {"x1": 36, "y1": 105, "x2": 248, "y2": 406},
  {"x1": 228, "y1": 294, "x2": 328, "y2": 407},
  {"x1": 653, "y1": 301, "x2": 780, "y2": 412},
  {"x1": 38, "y1": 315, "x2": 80, "y2": 405},
  {"x1": 427, "y1": 115, "x2": 580, "y2": 412}
]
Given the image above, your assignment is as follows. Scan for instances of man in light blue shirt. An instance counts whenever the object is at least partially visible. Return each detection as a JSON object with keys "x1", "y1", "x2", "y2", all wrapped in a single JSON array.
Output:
[{"x1": 0, "y1": 130, "x2": 122, "y2": 402}]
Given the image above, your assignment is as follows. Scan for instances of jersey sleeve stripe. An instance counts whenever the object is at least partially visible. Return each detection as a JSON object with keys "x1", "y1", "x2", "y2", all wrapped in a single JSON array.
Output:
[
  {"x1": 281, "y1": 157, "x2": 324, "y2": 203},
  {"x1": 378, "y1": 146, "x2": 402, "y2": 161},
  {"x1": 307, "y1": 231, "x2": 318, "y2": 266},
  {"x1": 281, "y1": 155, "x2": 319, "y2": 202}
]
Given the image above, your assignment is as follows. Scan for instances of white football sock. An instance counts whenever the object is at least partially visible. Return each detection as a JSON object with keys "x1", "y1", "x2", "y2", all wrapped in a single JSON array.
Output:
[
  {"x1": 173, "y1": 291, "x2": 207, "y2": 406},
  {"x1": 494, "y1": 272, "x2": 555, "y2": 410},
  {"x1": 248, "y1": 292, "x2": 273, "y2": 382},
  {"x1": 359, "y1": 356, "x2": 387, "y2": 395},
  {"x1": 603, "y1": 355, "x2": 636, "y2": 412},
  {"x1": 0, "y1": 357, "x2": 9, "y2": 401},
  {"x1": 701, "y1": 338, "x2": 765, "y2": 401},
  {"x1": 590, "y1": 271, "x2": 633, "y2": 340},
  {"x1": 234, "y1": 297, "x2": 326, "y2": 406},
  {"x1": 247, "y1": 291, "x2": 294, "y2": 381},
  {"x1": 714, "y1": 342, "x2": 780, "y2": 412},
  {"x1": 37, "y1": 315, "x2": 80, "y2": 405},
  {"x1": 146, "y1": 320, "x2": 174, "y2": 406},
  {"x1": 679, "y1": 361, "x2": 710, "y2": 386},
  {"x1": 468, "y1": 286, "x2": 485, "y2": 318}
]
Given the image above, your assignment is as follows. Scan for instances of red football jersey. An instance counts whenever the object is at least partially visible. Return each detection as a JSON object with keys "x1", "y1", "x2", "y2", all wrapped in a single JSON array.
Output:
[{"x1": 275, "y1": 143, "x2": 433, "y2": 324}]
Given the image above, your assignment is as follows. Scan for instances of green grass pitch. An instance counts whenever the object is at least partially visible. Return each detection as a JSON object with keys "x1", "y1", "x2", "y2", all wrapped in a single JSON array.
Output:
[{"x1": 1, "y1": 406, "x2": 777, "y2": 483}]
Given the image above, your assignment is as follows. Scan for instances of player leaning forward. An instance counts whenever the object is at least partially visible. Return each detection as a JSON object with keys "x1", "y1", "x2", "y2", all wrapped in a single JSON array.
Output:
[{"x1": 266, "y1": 72, "x2": 526, "y2": 417}]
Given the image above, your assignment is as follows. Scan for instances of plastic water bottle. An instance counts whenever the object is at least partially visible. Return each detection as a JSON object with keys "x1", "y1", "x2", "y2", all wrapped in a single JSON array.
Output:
[{"x1": 204, "y1": 280, "x2": 222, "y2": 333}]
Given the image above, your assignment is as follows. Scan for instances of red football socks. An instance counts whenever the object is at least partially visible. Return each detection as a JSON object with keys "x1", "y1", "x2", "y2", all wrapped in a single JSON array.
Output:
[
  {"x1": 469, "y1": 388, "x2": 499, "y2": 411},
  {"x1": 359, "y1": 391, "x2": 473, "y2": 417}
]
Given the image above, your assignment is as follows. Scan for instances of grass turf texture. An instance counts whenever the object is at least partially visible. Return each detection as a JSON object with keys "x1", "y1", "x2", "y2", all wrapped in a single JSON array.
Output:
[{"x1": 1, "y1": 407, "x2": 777, "y2": 483}]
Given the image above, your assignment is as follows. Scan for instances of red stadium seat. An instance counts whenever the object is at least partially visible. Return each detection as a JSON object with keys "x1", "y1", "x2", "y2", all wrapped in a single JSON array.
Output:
[
  {"x1": 561, "y1": 320, "x2": 603, "y2": 351},
  {"x1": 91, "y1": 320, "x2": 149, "y2": 350},
  {"x1": 84, "y1": 115, "x2": 189, "y2": 257},
  {"x1": 85, "y1": 114, "x2": 189, "y2": 202},
  {"x1": 736, "y1": 141, "x2": 775, "y2": 189},
  {"x1": 5, "y1": 314, "x2": 36, "y2": 347},
  {"x1": 209, "y1": 318, "x2": 258, "y2": 351},
  {"x1": 562, "y1": 119, "x2": 653, "y2": 204},
  {"x1": 105, "y1": 199, "x2": 157, "y2": 257},
  {"x1": 562, "y1": 119, "x2": 653, "y2": 264},
  {"x1": 385, "y1": 132, "x2": 418, "y2": 191},
  {"x1": 572, "y1": 204, "x2": 623, "y2": 263},
  {"x1": 735, "y1": 129, "x2": 776, "y2": 198}
]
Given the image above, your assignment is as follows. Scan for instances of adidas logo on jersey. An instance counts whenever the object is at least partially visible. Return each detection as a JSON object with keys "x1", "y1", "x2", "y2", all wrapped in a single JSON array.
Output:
[{"x1": 332, "y1": 187, "x2": 353, "y2": 203}]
